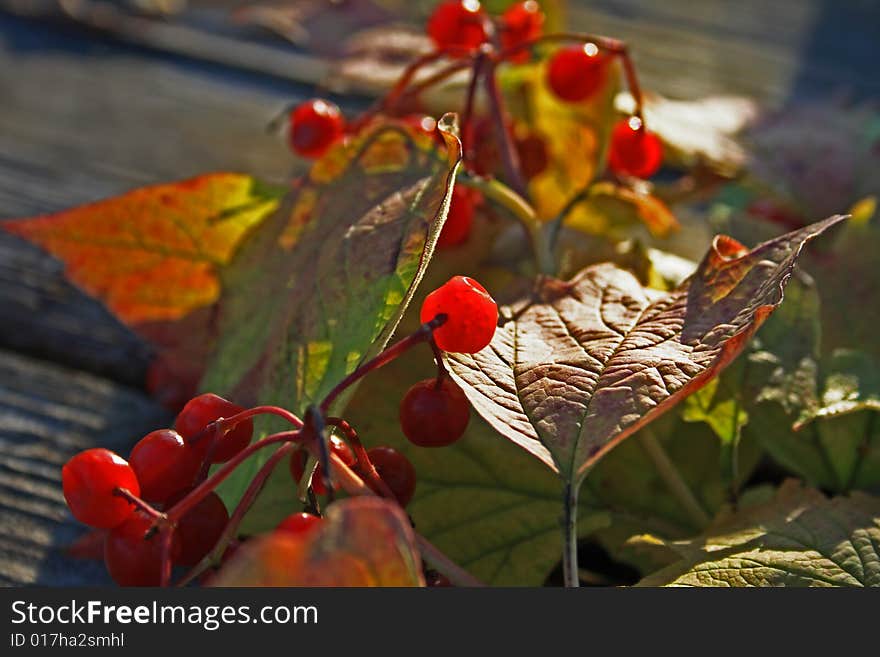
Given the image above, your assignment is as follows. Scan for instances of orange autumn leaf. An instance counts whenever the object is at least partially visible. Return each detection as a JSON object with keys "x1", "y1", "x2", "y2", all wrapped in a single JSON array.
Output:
[
  {"x1": 2, "y1": 174, "x2": 284, "y2": 324},
  {"x1": 210, "y1": 497, "x2": 423, "y2": 587}
]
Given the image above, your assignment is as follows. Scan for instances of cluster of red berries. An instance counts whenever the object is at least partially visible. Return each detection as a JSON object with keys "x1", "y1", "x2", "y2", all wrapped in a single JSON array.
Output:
[
  {"x1": 61, "y1": 273, "x2": 498, "y2": 586},
  {"x1": 61, "y1": 393, "x2": 252, "y2": 585},
  {"x1": 425, "y1": 2, "x2": 660, "y2": 179}
]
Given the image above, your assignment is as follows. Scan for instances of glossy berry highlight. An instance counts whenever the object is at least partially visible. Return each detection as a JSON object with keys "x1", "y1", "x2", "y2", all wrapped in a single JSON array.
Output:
[
  {"x1": 426, "y1": 0, "x2": 488, "y2": 53},
  {"x1": 399, "y1": 377, "x2": 470, "y2": 447},
  {"x1": 607, "y1": 116, "x2": 663, "y2": 179},
  {"x1": 421, "y1": 276, "x2": 498, "y2": 353},
  {"x1": 437, "y1": 186, "x2": 478, "y2": 248},
  {"x1": 175, "y1": 393, "x2": 253, "y2": 464},
  {"x1": 62, "y1": 448, "x2": 140, "y2": 529},
  {"x1": 174, "y1": 491, "x2": 229, "y2": 567},
  {"x1": 288, "y1": 99, "x2": 345, "y2": 159},
  {"x1": 104, "y1": 513, "x2": 180, "y2": 586},
  {"x1": 128, "y1": 429, "x2": 200, "y2": 505},
  {"x1": 546, "y1": 43, "x2": 609, "y2": 103},
  {"x1": 500, "y1": 1, "x2": 545, "y2": 63},
  {"x1": 367, "y1": 446, "x2": 417, "y2": 507},
  {"x1": 276, "y1": 512, "x2": 322, "y2": 537}
]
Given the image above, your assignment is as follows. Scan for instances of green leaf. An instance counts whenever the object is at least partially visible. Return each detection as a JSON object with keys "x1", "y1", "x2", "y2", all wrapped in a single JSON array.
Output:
[
  {"x1": 343, "y1": 335, "x2": 611, "y2": 586},
  {"x1": 201, "y1": 117, "x2": 463, "y2": 513},
  {"x1": 637, "y1": 481, "x2": 880, "y2": 586},
  {"x1": 761, "y1": 349, "x2": 880, "y2": 493}
]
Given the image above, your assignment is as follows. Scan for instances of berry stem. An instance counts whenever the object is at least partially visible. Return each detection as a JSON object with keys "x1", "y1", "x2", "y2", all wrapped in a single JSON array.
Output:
[
  {"x1": 430, "y1": 339, "x2": 450, "y2": 382},
  {"x1": 458, "y1": 174, "x2": 554, "y2": 274},
  {"x1": 325, "y1": 417, "x2": 396, "y2": 501},
  {"x1": 159, "y1": 526, "x2": 175, "y2": 588},
  {"x1": 112, "y1": 487, "x2": 164, "y2": 522},
  {"x1": 319, "y1": 314, "x2": 448, "y2": 415},
  {"x1": 561, "y1": 481, "x2": 580, "y2": 588},
  {"x1": 484, "y1": 61, "x2": 529, "y2": 198},
  {"x1": 461, "y1": 50, "x2": 487, "y2": 160},
  {"x1": 379, "y1": 46, "x2": 473, "y2": 115},
  {"x1": 166, "y1": 430, "x2": 304, "y2": 524},
  {"x1": 315, "y1": 447, "x2": 484, "y2": 587},
  {"x1": 176, "y1": 441, "x2": 300, "y2": 587}
]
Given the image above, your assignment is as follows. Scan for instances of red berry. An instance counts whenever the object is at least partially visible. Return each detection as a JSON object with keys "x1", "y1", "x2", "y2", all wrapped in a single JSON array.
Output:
[
  {"x1": 175, "y1": 393, "x2": 253, "y2": 464},
  {"x1": 367, "y1": 446, "x2": 417, "y2": 507},
  {"x1": 437, "y1": 186, "x2": 477, "y2": 248},
  {"x1": 289, "y1": 436, "x2": 356, "y2": 495},
  {"x1": 515, "y1": 132, "x2": 550, "y2": 179},
  {"x1": 173, "y1": 491, "x2": 229, "y2": 567},
  {"x1": 288, "y1": 99, "x2": 345, "y2": 159},
  {"x1": 399, "y1": 377, "x2": 470, "y2": 447},
  {"x1": 128, "y1": 429, "x2": 200, "y2": 505},
  {"x1": 62, "y1": 449, "x2": 140, "y2": 529},
  {"x1": 104, "y1": 513, "x2": 181, "y2": 586},
  {"x1": 607, "y1": 117, "x2": 663, "y2": 178},
  {"x1": 546, "y1": 43, "x2": 609, "y2": 103},
  {"x1": 276, "y1": 512, "x2": 322, "y2": 537},
  {"x1": 500, "y1": 1, "x2": 545, "y2": 63},
  {"x1": 426, "y1": 0, "x2": 488, "y2": 53},
  {"x1": 420, "y1": 276, "x2": 498, "y2": 353}
]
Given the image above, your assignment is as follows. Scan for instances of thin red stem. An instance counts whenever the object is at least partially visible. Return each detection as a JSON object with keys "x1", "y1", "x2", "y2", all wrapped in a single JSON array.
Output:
[
  {"x1": 319, "y1": 314, "x2": 447, "y2": 414},
  {"x1": 484, "y1": 61, "x2": 529, "y2": 198},
  {"x1": 176, "y1": 441, "x2": 300, "y2": 587},
  {"x1": 461, "y1": 51, "x2": 487, "y2": 159},
  {"x1": 166, "y1": 430, "x2": 304, "y2": 523},
  {"x1": 326, "y1": 417, "x2": 396, "y2": 500},
  {"x1": 159, "y1": 527, "x2": 175, "y2": 588},
  {"x1": 113, "y1": 487, "x2": 164, "y2": 522}
]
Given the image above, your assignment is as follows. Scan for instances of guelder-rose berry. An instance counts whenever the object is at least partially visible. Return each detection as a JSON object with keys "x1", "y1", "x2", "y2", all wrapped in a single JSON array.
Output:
[
  {"x1": 174, "y1": 393, "x2": 253, "y2": 464},
  {"x1": 62, "y1": 448, "x2": 140, "y2": 529},
  {"x1": 128, "y1": 429, "x2": 201, "y2": 505},
  {"x1": 367, "y1": 446, "x2": 417, "y2": 507},
  {"x1": 426, "y1": 0, "x2": 487, "y2": 53},
  {"x1": 420, "y1": 276, "x2": 498, "y2": 353},
  {"x1": 399, "y1": 378, "x2": 470, "y2": 447},
  {"x1": 173, "y1": 491, "x2": 229, "y2": 567},
  {"x1": 289, "y1": 436, "x2": 356, "y2": 495},
  {"x1": 104, "y1": 513, "x2": 181, "y2": 587},
  {"x1": 546, "y1": 43, "x2": 609, "y2": 103},
  {"x1": 500, "y1": 1, "x2": 545, "y2": 63},
  {"x1": 288, "y1": 99, "x2": 345, "y2": 159},
  {"x1": 437, "y1": 186, "x2": 478, "y2": 248},
  {"x1": 276, "y1": 512, "x2": 322, "y2": 537},
  {"x1": 607, "y1": 116, "x2": 663, "y2": 179}
]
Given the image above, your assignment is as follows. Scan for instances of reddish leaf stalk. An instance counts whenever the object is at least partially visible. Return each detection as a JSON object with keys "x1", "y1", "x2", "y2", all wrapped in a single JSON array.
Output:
[{"x1": 319, "y1": 314, "x2": 447, "y2": 415}]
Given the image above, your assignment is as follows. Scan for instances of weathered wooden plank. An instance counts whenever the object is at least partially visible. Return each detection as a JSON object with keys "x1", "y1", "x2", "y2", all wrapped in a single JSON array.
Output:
[{"x1": 0, "y1": 349, "x2": 171, "y2": 586}]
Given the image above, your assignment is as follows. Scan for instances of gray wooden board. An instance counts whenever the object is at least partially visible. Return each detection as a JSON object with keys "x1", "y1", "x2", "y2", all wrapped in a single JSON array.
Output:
[
  {"x1": 0, "y1": 1, "x2": 877, "y2": 586},
  {"x1": 0, "y1": 349, "x2": 171, "y2": 586}
]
